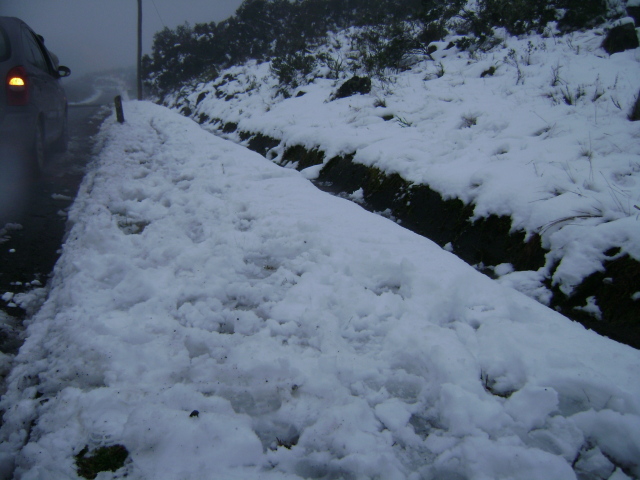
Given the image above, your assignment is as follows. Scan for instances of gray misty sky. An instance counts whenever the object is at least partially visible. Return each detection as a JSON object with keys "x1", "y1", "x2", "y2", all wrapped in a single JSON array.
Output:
[{"x1": 0, "y1": 0, "x2": 245, "y2": 76}]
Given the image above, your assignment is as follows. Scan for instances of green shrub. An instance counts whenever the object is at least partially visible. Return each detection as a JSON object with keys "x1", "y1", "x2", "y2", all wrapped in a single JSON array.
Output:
[
  {"x1": 270, "y1": 53, "x2": 318, "y2": 89},
  {"x1": 418, "y1": 0, "x2": 466, "y2": 43},
  {"x1": 557, "y1": 0, "x2": 607, "y2": 30},
  {"x1": 469, "y1": 0, "x2": 556, "y2": 36},
  {"x1": 144, "y1": 0, "x2": 615, "y2": 97},
  {"x1": 349, "y1": 22, "x2": 422, "y2": 76},
  {"x1": 630, "y1": 90, "x2": 640, "y2": 122}
]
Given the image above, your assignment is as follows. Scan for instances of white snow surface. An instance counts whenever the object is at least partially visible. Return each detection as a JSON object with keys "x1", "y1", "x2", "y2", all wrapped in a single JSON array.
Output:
[
  {"x1": 169, "y1": 26, "x2": 640, "y2": 299},
  {"x1": 1, "y1": 101, "x2": 639, "y2": 479}
]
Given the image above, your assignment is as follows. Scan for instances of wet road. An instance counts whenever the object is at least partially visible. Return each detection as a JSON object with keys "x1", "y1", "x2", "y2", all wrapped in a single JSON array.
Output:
[{"x1": 0, "y1": 103, "x2": 108, "y2": 353}]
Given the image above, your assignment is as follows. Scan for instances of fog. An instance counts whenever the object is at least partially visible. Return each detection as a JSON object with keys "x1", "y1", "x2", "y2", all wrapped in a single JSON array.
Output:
[{"x1": 0, "y1": 0, "x2": 244, "y2": 77}]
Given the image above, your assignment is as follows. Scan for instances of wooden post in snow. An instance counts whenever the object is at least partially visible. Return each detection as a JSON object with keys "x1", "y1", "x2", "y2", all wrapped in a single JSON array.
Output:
[{"x1": 115, "y1": 96, "x2": 125, "y2": 123}]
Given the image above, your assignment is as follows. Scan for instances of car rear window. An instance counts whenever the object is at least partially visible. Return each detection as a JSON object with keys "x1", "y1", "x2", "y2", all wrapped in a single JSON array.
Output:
[{"x1": 0, "y1": 27, "x2": 9, "y2": 61}]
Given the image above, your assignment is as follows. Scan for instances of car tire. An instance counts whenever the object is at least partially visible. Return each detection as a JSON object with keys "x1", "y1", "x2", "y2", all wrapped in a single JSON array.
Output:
[
  {"x1": 51, "y1": 111, "x2": 69, "y2": 153},
  {"x1": 29, "y1": 120, "x2": 46, "y2": 176}
]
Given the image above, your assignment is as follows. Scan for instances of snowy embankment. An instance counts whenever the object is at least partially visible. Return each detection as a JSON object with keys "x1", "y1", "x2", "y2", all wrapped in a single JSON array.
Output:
[
  {"x1": 168, "y1": 25, "x2": 640, "y2": 316},
  {"x1": 1, "y1": 102, "x2": 639, "y2": 479}
]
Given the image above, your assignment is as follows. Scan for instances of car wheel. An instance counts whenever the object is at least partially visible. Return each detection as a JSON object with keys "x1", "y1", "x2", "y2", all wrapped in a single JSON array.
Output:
[
  {"x1": 51, "y1": 111, "x2": 69, "y2": 153},
  {"x1": 29, "y1": 120, "x2": 46, "y2": 176}
]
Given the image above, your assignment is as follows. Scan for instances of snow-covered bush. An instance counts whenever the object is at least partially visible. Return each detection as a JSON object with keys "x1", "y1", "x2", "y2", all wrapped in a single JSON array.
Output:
[
  {"x1": 467, "y1": 0, "x2": 557, "y2": 36},
  {"x1": 270, "y1": 53, "x2": 318, "y2": 93},
  {"x1": 557, "y1": 0, "x2": 608, "y2": 30},
  {"x1": 143, "y1": 0, "x2": 627, "y2": 95},
  {"x1": 630, "y1": 89, "x2": 640, "y2": 121}
]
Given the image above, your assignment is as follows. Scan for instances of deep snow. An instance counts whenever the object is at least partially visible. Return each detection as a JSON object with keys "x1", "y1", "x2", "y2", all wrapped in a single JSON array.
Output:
[
  {"x1": 0, "y1": 101, "x2": 639, "y2": 479},
  {"x1": 168, "y1": 24, "x2": 640, "y2": 310}
]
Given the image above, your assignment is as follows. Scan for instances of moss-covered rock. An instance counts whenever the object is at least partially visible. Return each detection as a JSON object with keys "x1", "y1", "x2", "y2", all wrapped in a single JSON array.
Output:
[
  {"x1": 602, "y1": 22, "x2": 640, "y2": 55},
  {"x1": 334, "y1": 76, "x2": 372, "y2": 99}
]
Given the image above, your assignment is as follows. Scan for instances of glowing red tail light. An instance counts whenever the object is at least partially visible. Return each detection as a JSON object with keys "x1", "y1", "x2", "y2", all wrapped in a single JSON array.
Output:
[{"x1": 6, "y1": 66, "x2": 29, "y2": 106}]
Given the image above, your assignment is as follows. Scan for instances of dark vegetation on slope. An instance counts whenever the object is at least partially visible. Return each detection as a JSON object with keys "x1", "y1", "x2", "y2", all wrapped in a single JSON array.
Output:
[
  {"x1": 75, "y1": 444, "x2": 129, "y2": 479},
  {"x1": 146, "y1": 0, "x2": 640, "y2": 348},
  {"x1": 143, "y1": 0, "x2": 616, "y2": 96}
]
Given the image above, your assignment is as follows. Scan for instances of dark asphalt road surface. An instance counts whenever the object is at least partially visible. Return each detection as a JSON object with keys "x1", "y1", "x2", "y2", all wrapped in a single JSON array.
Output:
[{"x1": 1, "y1": 103, "x2": 108, "y2": 354}]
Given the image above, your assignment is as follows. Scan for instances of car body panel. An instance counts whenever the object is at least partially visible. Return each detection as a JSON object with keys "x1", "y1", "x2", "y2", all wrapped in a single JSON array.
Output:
[{"x1": 0, "y1": 16, "x2": 70, "y2": 170}]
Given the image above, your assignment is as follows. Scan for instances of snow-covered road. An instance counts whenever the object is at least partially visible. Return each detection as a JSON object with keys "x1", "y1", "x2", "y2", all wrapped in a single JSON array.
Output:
[{"x1": 0, "y1": 102, "x2": 638, "y2": 480}]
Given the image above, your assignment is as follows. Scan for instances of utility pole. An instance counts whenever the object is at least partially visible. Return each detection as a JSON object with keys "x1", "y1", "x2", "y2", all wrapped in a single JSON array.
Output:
[{"x1": 137, "y1": 0, "x2": 143, "y2": 100}]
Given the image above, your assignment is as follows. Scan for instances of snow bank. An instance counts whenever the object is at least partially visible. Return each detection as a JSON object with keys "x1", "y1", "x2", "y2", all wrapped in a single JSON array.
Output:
[
  {"x1": 171, "y1": 26, "x2": 640, "y2": 301},
  {"x1": 0, "y1": 102, "x2": 639, "y2": 479}
]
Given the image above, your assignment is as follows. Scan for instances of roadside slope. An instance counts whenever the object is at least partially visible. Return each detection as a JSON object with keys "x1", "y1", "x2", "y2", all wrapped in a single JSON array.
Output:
[
  {"x1": 168, "y1": 25, "x2": 640, "y2": 346},
  {"x1": 0, "y1": 102, "x2": 639, "y2": 480}
]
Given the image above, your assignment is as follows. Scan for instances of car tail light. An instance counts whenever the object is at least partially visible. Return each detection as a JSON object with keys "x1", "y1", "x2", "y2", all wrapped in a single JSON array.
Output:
[{"x1": 6, "y1": 66, "x2": 29, "y2": 106}]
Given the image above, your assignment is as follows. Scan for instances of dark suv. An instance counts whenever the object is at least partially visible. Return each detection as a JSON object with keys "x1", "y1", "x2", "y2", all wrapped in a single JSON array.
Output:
[{"x1": 0, "y1": 16, "x2": 71, "y2": 176}]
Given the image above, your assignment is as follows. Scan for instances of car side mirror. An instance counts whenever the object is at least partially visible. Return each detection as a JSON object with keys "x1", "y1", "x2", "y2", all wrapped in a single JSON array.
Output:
[{"x1": 57, "y1": 66, "x2": 71, "y2": 78}]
